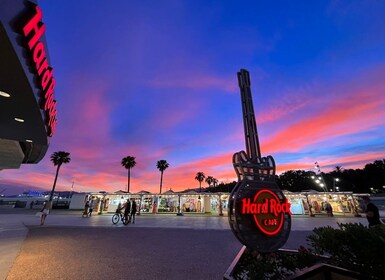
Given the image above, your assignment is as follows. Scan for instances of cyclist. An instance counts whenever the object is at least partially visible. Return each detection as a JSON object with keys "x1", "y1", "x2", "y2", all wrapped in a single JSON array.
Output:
[
  {"x1": 116, "y1": 202, "x2": 122, "y2": 213},
  {"x1": 123, "y1": 199, "x2": 131, "y2": 223}
]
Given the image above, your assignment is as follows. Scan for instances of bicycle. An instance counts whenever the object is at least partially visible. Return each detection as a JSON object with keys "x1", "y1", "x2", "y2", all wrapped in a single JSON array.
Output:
[{"x1": 112, "y1": 209, "x2": 129, "y2": 225}]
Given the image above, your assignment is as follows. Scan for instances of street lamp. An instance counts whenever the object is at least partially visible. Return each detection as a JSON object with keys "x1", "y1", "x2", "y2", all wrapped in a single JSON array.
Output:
[
  {"x1": 311, "y1": 175, "x2": 327, "y2": 192},
  {"x1": 333, "y1": 178, "x2": 339, "y2": 192},
  {"x1": 314, "y1": 162, "x2": 328, "y2": 192}
]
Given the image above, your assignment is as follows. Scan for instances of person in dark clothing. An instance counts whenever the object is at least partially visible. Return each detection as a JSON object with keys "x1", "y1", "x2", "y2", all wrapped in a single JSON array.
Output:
[
  {"x1": 130, "y1": 199, "x2": 137, "y2": 224},
  {"x1": 88, "y1": 199, "x2": 94, "y2": 216},
  {"x1": 123, "y1": 199, "x2": 131, "y2": 223},
  {"x1": 82, "y1": 200, "x2": 90, "y2": 217},
  {"x1": 325, "y1": 202, "x2": 333, "y2": 217},
  {"x1": 363, "y1": 196, "x2": 381, "y2": 227}
]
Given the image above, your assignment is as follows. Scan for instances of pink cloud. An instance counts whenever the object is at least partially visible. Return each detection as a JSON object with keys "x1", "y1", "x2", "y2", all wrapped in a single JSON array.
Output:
[{"x1": 262, "y1": 86, "x2": 385, "y2": 154}]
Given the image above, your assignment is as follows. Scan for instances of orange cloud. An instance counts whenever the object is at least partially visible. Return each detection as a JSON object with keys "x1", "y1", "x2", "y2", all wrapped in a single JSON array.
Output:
[{"x1": 263, "y1": 87, "x2": 385, "y2": 154}]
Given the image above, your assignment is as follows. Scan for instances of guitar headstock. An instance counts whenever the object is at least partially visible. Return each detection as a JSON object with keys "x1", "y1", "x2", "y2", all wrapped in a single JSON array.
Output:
[{"x1": 233, "y1": 150, "x2": 276, "y2": 182}]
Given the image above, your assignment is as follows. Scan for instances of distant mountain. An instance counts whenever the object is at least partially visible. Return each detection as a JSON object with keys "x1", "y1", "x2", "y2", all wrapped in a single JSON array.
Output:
[{"x1": 0, "y1": 180, "x2": 49, "y2": 196}]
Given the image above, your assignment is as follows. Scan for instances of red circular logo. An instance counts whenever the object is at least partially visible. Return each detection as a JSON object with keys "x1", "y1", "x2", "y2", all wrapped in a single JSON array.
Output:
[{"x1": 241, "y1": 189, "x2": 291, "y2": 236}]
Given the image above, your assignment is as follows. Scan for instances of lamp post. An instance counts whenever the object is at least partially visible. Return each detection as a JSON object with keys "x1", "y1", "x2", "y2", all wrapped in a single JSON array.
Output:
[
  {"x1": 333, "y1": 178, "x2": 339, "y2": 192},
  {"x1": 314, "y1": 162, "x2": 328, "y2": 192},
  {"x1": 177, "y1": 194, "x2": 183, "y2": 216},
  {"x1": 70, "y1": 181, "x2": 74, "y2": 198},
  {"x1": 218, "y1": 194, "x2": 223, "y2": 216},
  {"x1": 311, "y1": 173, "x2": 328, "y2": 192}
]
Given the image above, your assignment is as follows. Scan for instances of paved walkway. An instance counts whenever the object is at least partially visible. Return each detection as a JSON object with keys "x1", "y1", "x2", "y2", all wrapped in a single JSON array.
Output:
[{"x1": 0, "y1": 209, "x2": 368, "y2": 280}]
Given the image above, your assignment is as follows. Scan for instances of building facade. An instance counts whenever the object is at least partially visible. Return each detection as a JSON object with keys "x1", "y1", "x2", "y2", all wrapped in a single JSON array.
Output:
[{"x1": 0, "y1": 0, "x2": 56, "y2": 170}]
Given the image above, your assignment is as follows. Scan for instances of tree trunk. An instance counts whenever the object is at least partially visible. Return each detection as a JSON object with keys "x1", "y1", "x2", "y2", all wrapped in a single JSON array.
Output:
[
  {"x1": 49, "y1": 164, "x2": 61, "y2": 201},
  {"x1": 159, "y1": 171, "x2": 164, "y2": 194},
  {"x1": 127, "y1": 168, "x2": 131, "y2": 193}
]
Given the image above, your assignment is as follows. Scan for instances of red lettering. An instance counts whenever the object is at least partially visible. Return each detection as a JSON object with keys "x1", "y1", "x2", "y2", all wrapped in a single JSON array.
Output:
[
  {"x1": 277, "y1": 202, "x2": 282, "y2": 215},
  {"x1": 41, "y1": 68, "x2": 53, "y2": 90},
  {"x1": 44, "y1": 92, "x2": 54, "y2": 111},
  {"x1": 242, "y1": 198, "x2": 251, "y2": 214},
  {"x1": 48, "y1": 118, "x2": 57, "y2": 136},
  {"x1": 257, "y1": 203, "x2": 262, "y2": 213},
  {"x1": 285, "y1": 200, "x2": 292, "y2": 215},
  {"x1": 242, "y1": 189, "x2": 292, "y2": 236},
  {"x1": 269, "y1": 199, "x2": 276, "y2": 216},
  {"x1": 37, "y1": 58, "x2": 48, "y2": 76},
  {"x1": 242, "y1": 196, "x2": 291, "y2": 216},
  {"x1": 23, "y1": 5, "x2": 57, "y2": 137},
  {"x1": 23, "y1": 6, "x2": 46, "y2": 49},
  {"x1": 43, "y1": 79, "x2": 55, "y2": 110},
  {"x1": 32, "y1": 41, "x2": 46, "y2": 69},
  {"x1": 262, "y1": 199, "x2": 268, "y2": 214},
  {"x1": 48, "y1": 101, "x2": 57, "y2": 119},
  {"x1": 44, "y1": 78, "x2": 55, "y2": 98},
  {"x1": 47, "y1": 117, "x2": 56, "y2": 137},
  {"x1": 263, "y1": 219, "x2": 277, "y2": 226}
]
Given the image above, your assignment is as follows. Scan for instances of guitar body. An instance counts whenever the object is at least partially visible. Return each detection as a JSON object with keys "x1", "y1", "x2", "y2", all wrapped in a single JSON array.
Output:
[
  {"x1": 228, "y1": 151, "x2": 291, "y2": 252},
  {"x1": 228, "y1": 179, "x2": 291, "y2": 252}
]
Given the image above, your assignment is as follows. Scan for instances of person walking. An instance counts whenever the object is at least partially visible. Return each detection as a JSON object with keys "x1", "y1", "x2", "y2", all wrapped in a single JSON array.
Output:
[
  {"x1": 130, "y1": 199, "x2": 137, "y2": 224},
  {"x1": 123, "y1": 199, "x2": 131, "y2": 224},
  {"x1": 363, "y1": 196, "x2": 381, "y2": 227},
  {"x1": 40, "y1": 200, "x2": 52, "y2": 225},
  {"x1": 325, "y1": 202, "x2": 333, "y2": 217},
  {"x1": 88, "y1": 199, "x2": 94, "y2": 216},
  {"x1": 82, "y1": 200, "x2": 90, "y2": 217}
]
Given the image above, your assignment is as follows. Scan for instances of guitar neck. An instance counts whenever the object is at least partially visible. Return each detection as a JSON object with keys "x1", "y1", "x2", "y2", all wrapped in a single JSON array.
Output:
[{"x1": 237, "y1": 69, "x2": 261, "y2": 159}]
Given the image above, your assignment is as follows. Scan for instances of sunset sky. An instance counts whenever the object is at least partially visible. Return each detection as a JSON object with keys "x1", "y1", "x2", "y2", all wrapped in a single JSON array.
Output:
[{"x1": 2, "y1": 0, "x2": 385, "y2": 195}]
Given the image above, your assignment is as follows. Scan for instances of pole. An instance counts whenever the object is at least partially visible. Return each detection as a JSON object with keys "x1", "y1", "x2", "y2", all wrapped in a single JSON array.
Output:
[
  {"x1": 137, "y1": 195, "x2": 142, "y2": 216},
  {"x1": 177, "y1": 194, "x2": 183, "y2": 216},
  {"x1": 70, "y1": 181, "x2": 74, "y2": 198},
  {"x1": 218, "y1": 194, "x2": 223, "y2": 216},
  {"x1": 315, "y1": 162, "x2": 328, "y2": 192}
]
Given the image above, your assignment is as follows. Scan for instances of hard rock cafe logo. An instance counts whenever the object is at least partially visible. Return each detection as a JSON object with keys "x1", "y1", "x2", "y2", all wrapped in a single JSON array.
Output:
[
  {"x1": 241, "y1": 189, "x2": 291, "y2": 236},
  {"x1": 22, "y1": 5, "x2": 57, "y2": 137}
]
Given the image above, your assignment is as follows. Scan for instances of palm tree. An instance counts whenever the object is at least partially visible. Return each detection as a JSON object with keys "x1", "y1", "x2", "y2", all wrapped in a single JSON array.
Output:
[
  {"x1": 49, "y1": 151, "x2": 71, "y2": 201},
  {"x1": 205, "y1": 176, "x2": 214, "y2": 188},
  {"x1": 121, "y1": 156, "x2": 136, "y2": 193},
  {"x1": 156, "y1": 160, "x2": 170, "y2": 194},
  {"x1": 212, "y1": 178, "x2": 218, "y2": 187},
  {"x1": 195, "y1": 172, "x2": 206, "y2": 198},
  {"x1": 334, "y1": 166, "x2": 343, "y2": 173}
]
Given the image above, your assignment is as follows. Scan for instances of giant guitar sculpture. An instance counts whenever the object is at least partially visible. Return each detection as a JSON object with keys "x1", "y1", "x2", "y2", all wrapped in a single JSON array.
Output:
[{"x1": 228, "y1": 69, "x2": 291, "y2": 252}]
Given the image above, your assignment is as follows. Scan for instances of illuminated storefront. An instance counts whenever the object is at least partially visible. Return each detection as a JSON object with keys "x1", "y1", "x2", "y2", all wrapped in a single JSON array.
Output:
[
  {"x1": 69, "y1": 190, "x2": 365, "y2": 217},
  {"x1": 284, "y1": 191, "x2": 361, "y2": 216},
  {"x1": 70, "y1": 191, "x2": 229, "y2": 216}
]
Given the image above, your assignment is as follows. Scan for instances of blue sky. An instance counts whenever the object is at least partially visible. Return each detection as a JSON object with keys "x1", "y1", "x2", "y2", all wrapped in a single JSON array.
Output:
[{"x1": 2, "y1": 0, "x2": 385, "y2": 195}]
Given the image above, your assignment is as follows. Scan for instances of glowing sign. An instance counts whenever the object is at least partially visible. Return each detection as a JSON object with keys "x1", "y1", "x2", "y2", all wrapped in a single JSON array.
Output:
[
  {"x1": 22, "y1": 5, "x2": 57, "y2": 137},
  {"x1": 241, "y1": 189, "x2": 291, "y2": 236}
]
